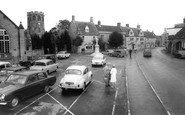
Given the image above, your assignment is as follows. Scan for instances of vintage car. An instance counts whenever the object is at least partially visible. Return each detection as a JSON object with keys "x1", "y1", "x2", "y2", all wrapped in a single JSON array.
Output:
[
  {"x1": 109, "y1": 49, "x2": 126, "y2": 57},
  {"x1": 30, "y1": 59, "x2": 59, "y2": 74},
  {"x1": 91, "y1": 54, "x2": 106, "y2": 66},
  {"x1": 143, "y1": 49, "x2": 152, "y2": 57},
  {"x1": 59, "y1": 65, "x2": 93, "y2": 92},
  {"x1": 0, "y1": 66, "x2": 27, "y2": 83},
  {"x1": 0, "y1": 61, "x2": 12, "y2": 70},
  {"x1": 38, "y1": 54, "x2": 56, "y2": 63},
  {"x1": 0, "y1": 70, "x2": 56, "y2": 107},
  {"x1": 56, "y1": 51, "x2": 70, "y2": 59}
]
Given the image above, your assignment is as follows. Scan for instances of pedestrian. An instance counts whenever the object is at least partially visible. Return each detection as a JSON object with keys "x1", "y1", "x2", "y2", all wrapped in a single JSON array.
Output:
[
  {"x1": 110, "y1": 64, "x2": 117, "y2": 88},
  {"x1": 129, "y1": 49, "x2": 132, "y2": 58},
  {"x1": 103, "y1": 63, "x2": 112, "y2": 87}
]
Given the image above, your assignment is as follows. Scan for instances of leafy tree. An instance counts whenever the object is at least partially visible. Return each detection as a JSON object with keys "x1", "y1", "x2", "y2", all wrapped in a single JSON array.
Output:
[
  {"x1": 73, "y1": 36, "x2": 83, "y2": 47},
  {"x1": 31, "y1": 34, "x2": 42, "y2": 50},
  {"x1": 57, "y1": 19, "x2": 70, "y2": 30},
  {"x1": 98, "y1": 37, "x2": 106, "y2": 51},
  {"x1": 42, "y1": 31, "x2": 54, "y2": 54},
  {"x1": 108, "y1": 31, "x2": 123, "y2": 48}
]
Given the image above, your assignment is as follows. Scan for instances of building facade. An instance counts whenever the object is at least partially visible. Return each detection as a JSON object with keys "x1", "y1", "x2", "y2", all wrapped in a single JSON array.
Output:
[
  {"x1": 144, "y1": 30, "x2": 156, "y2": 48},
  {"x1": 69, "y1": 16, "x2": 99, "y2": 53}
]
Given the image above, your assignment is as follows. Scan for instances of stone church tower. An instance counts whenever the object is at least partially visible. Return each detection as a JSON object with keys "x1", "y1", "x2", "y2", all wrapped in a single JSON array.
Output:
[{"x1": 27, "y1": 11, "x2": 45, "y2": 37}]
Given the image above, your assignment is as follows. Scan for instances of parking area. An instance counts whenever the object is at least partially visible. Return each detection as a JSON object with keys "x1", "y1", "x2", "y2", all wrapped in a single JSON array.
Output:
[{"x1": 0, "y1": 54, "x2": 127, "y2": 115}]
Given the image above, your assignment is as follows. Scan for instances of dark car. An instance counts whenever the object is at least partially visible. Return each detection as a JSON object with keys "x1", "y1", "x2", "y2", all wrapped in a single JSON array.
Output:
[
  {"x1": 0, "y1": 70, "x2": 56, "y2": 107},
  {"x1": 38, "y1": 54, "x2": 56, "y2": 63},
  {"x1": 143, "y1": 49, "x2": 152, "y2": 57},
  {"x1": 110, "y1": 49, "x2": 126, "y2": 57},
  {"x1": 0, "y1": 66, "x2": 27, "y2": 83}
]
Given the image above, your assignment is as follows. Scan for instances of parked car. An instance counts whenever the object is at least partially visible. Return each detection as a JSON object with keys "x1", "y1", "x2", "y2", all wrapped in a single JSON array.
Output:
[
  {"x1": 143, "y1": 49, "x2": 152, "y2": 57},
  {"x1": 0, "y1": 66, "x2": 27, "y2": 83},
  {"x1": 110, "y1": 49, "x2": 126, "y2": 57},
  {"x1": 0, "y1": 61, "x2": 12, "y2": 71},
  {"x1": 59, "y1": 65, "x2": 93, "y2": 92},
  {"x1": 56, "y1": 51, "x2": 70, "y2": 59},
  {"x1": 106, "y1": 49, "x2": 114, "y2": 55},
  {"x1": 0, "y1": 70, "x2": 56, "y2": 107},
  {"x1": 38, "y1": 54, "x2": 56, "y2": 63},
  {"x1": 30, "y1": 59, "x2": 59, "y2": 74},
  {"x1": 91, "y1": 54, "x2": 106, "y2": 66}
]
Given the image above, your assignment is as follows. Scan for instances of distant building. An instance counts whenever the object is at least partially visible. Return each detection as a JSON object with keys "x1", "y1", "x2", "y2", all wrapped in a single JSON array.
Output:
[
  {"x1": 69, "y1": 15, "x2": 99, "y2": 53},
  {"x1": 144, "y1": 30, "x2": 156, "y2": 48}
]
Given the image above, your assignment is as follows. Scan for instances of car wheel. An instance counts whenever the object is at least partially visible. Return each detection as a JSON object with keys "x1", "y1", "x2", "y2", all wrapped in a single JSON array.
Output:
[
  {"x1": 82, "y1": 82, "x2": 86, "y2": 91},
  {"x1": 44, "y1": 85, "x2": 50, "y2": 93},
  {"x1": 10, "y1": 97, "x2": 19, "y2": 108}
]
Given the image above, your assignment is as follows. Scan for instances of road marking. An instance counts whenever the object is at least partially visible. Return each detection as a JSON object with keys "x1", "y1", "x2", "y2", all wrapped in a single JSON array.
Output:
[
  {"x1": 13, "y1": 87, "x2": 58, "y2": 115},
  {"x1": 47, "y1": 93, "x2": 74, "y2": 115},
  {"x1": 63, "y1": 80, "x2": 94, "y2": 115},
  {"x1": 93, "y1": 79, "x2": 105, "y2": 85},
  {"x1": 125, "y1": 61, "x2": 131, "y2": 115},
  {"x1": 112, "y1": 87, "x2": 118, "y2": 115},
  {"x1": 136, "y1": 58, "x2": 171, "y2": 115}
]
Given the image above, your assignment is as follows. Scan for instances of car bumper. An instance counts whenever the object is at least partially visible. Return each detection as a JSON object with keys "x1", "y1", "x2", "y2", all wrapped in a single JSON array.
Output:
[
  {"x1": 58, "y1": 84, "x2": 82, "y2": 89},
  {"x1": 92, "y1": 62, "x2": 104, "y2": 65}
]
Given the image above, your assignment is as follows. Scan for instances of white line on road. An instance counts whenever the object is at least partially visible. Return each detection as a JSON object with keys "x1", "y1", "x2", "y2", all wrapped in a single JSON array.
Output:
[
  {"x1": 112, "y1": 87, "x2": 118, "y2": 115},
  {"x1": 136, "y1": 58, "x2": 171, "y2": 115},
  {"x1": 13, "y1": 87, "x2": 58, "y2": 115},
  {"x1": 63, "y1": 80, "x2": 94, "y2": 115},
  {"x1": 93, "y1": 79, "x2": 105, "y2": 85},
  {"x1": 47, "y1": 93, "x2": 74, "y2": 115},
  {"x1": 125, "y1": 62, "x2": 131, "y2": 115}
]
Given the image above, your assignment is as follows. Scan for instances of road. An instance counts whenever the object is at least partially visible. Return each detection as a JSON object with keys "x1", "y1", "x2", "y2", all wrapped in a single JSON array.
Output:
[
  {"x1": 127, "y1": 47, "x2": 185, "y2": 115},
  {"x1": 0, "y1": 54, "x2": 127, "y2": 115}
]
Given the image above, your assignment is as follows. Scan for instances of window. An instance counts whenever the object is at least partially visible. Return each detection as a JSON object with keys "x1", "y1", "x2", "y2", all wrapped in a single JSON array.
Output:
[
  {"x1": 38, "y1": 72, "x2": 46, "y2": 80},
  {"x1": 130, "y1": 38, "x2": 134, "y2": 41},
  {"x1": 32, "y1": 15, "x2": 36, "y2": 20},
  {"x1": 140, "y1": 38, "x2": 144, "y2": 41},
  {"x1": 38, "y1": 15, "x2": 41, "y2": 21},
  {"x1": 85, "y1": 26, "x2": 89, "y2": 32},
  {"x1": 27, "y1": 74, "x2": 37, "y2": 84},
  {"x1": 0, "y1": 29, "x2": 9, "y2": 53}
]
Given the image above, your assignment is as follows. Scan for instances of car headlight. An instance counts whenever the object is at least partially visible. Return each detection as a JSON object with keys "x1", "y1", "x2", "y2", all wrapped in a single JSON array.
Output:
[{"x1": 0, "y1": 94, "x2": 5, "y2": 101}]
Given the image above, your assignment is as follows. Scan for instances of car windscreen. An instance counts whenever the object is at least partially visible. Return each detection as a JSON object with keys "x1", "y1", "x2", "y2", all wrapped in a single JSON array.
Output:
[
  {"x1": 65, "y1": 69, "x2": 82, "y2": 75},
  {"x1": 6, "y1": 74, "x2": 27, "y2": 84},
  {"x1": 33, "y1": 62, "x2": 46, "y2": 66},
  {"x1": 93, "y1": 57, "x2": 102, "y2": 60}
]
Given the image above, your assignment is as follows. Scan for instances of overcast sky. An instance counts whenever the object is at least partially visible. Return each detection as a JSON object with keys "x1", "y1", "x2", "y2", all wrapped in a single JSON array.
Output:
[{"x1": 1, "y1": 0, "x2": 185, "y2": 35}]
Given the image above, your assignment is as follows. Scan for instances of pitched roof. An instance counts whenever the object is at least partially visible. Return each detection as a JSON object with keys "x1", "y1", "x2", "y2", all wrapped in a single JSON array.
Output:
[
  {"x1": 73, "y1": 21, "x2": 99, "y2": 36},
  {"x1": 120, "y1": 27, "x2": 141, "y2": 37},
  {"x1": 174, "y1": 26, "x2": 185, "y2": 39},
  {"x1": 0, "y1": 10, "x2": 19, "y2": 29},
  {"x1": 96, "y1": 25, "x2": 122, "y2": 32},
  {"x1": 144, "y1": 31, "x2": 156, "y2": 38},
  {"x1": 166, "y1": 28, "x2": 181, "y2": 36}
]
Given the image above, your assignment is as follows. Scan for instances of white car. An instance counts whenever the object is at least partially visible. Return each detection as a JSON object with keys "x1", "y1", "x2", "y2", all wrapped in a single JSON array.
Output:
[
  {"x1": 58, "y1": 65, "x2": 93, "y2": 92},
  {"x1": 30, "y1": 59, "x2": 59, "y2": 74},
  {"x1": 56, "y1": 51, "x2": 70, "y2": 59},
  {"x1": 91, "y1": 54, "x2": 106, "y2": 66}
]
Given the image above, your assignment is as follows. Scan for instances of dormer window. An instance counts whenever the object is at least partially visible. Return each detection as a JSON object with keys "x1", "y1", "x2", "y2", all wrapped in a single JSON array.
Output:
[{"x1": 85, "y1": 26, "x2": 89, "y2": 32}]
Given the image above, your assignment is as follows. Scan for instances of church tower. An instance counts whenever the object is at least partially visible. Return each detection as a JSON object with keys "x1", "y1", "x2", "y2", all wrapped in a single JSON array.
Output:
[{"x1": 27, "y1": 11, "x2": 45, "y2": 37}]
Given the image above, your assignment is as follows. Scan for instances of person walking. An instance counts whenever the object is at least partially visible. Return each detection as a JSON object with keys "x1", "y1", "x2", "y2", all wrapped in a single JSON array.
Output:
[
  {"x1": 103, "y1": 63, "x2": 112, "y2": 87},
  {"x1": 110, "y1": 64, "x2": 117, "y2": 88},
  {"x1": 129, "y1": 49, "x2": 132, "y2": 58}
]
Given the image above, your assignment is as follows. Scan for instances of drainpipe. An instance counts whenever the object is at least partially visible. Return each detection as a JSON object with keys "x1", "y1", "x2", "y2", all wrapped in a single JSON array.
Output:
[{"x1": 18, "y1": 28, "x2": 21, "y2": 59}]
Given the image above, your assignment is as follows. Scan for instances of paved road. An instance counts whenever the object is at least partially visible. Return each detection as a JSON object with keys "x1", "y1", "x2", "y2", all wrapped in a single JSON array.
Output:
[
  {"x1": 128, "y1": 47, "x2": 185, "y2": 115},
  {"x1": 0, "y1": 54, "x2": 127, "y2": 115}
]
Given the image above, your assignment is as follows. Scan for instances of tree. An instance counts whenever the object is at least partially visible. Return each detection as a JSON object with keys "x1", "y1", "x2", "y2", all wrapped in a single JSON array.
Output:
[
  {"x1": 73, "y1": 36, "x2": 83, "y2": 46},
  {"x1": 42, "y1": 31, "x2": 53, "y2": 54},
  {"x1": 31, "y1": 34, "x2": 42, "y2": 50},
  {"x1": 57, "y1": 19, "x2": 70, "y2": 30},
  {"x1": 108, "y1": 32, "x2": 123, "y2": 48}
]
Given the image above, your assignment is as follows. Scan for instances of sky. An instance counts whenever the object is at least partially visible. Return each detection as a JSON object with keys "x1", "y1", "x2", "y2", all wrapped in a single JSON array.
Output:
[{"x1": 1, "y1": 0, "x2": 185, "y2": 35}]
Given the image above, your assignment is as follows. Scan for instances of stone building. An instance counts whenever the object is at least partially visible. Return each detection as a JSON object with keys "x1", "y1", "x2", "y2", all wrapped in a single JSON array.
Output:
[
  {"x1": 144, "y1": 30, "x2": 156, "y2": 48},
  {"x1": 68, "y1": 15, "x2": 99, "y2": 53}
]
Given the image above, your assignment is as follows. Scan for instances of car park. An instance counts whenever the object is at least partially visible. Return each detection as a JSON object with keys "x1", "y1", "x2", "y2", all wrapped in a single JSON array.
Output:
[
  {"x1": 143, "y1": 49, "x2": 152, "y2": 57},
  {"x1": 109, "y1": 49, "x2": 126, "y2": 57},
  {"x1": 91, "y1": 54, "x2": 106, "y2": 66},
  {"x1": 56, "y1": 51, "x2": 70, "y2": 59},
  {"x1": 38, "y1": 54, "x2": 56, "y2": 63},
  {"x1": 0, "y1": 66, "x2": 27, "y2": 83},
  {"x1": 0, "y1": 70, "x2": 56, "y2": 107},
  {"x1": 58, "y1": 65, "x2": 93, "y2": 92},
  {"x1": 0, "y1": 61, "x2": 12, "y2": 70},
  {"x1": 30, "y1": 59, "x2": 59, "y2": 74}
]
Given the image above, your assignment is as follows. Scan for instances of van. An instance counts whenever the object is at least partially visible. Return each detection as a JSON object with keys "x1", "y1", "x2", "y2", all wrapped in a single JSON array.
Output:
[{"x1": 0, "y1": 61, "x2": 12, "y2": 70}]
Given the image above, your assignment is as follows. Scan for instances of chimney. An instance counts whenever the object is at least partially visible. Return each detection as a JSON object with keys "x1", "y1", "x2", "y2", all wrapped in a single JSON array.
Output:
[
  {"x1": 126, "y1": 24, "x2": 129, "y2": 27},
  {"x1": 117, "y1": 22, "x2": 121, "y2": 28},
  {"x1": 98, "y1": 20, "x2": 101, "y2": 26},
  {"x1": 137, "y1": 24, "x2": 140, "y2": 29},
  {"x1": 183, "y1": 17, "x2": 185, "y2": 24},
  {"x1": 72, "y1": 15, "x2": 75, "y2": 21},
  {"x1": 90, "y1": 17, "x2": 94, "y2": 23}
]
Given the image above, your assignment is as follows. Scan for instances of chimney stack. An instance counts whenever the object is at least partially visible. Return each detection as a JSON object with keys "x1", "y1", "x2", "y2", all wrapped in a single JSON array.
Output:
[
  {"x1": 90, "y1": 17, "x2": 94, "y2": 23},
  {"x1": 137, "y1": 24, "x2": 140, "y2": 29},
  {"x1": 126, "y1": 24, "x2": 129, "y2": 27},
  {"x1": 98, "y1": 20, "x2": 101, "y2": 26},
  {"x1": 183, "y1": 17, "x2": 185, "y2": 24},
  {"x1": 72, "y1": 15, "x2": 75, "y2": 21},
  {"x1": 117, "y1": 22, "x2": 121, "y2": 28}
]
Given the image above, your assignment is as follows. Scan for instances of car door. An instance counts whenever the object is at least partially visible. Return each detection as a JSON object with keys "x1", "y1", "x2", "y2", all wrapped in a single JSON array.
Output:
[{"x1": 37, "y1": 72, "x2": 47, "y2": 90}]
